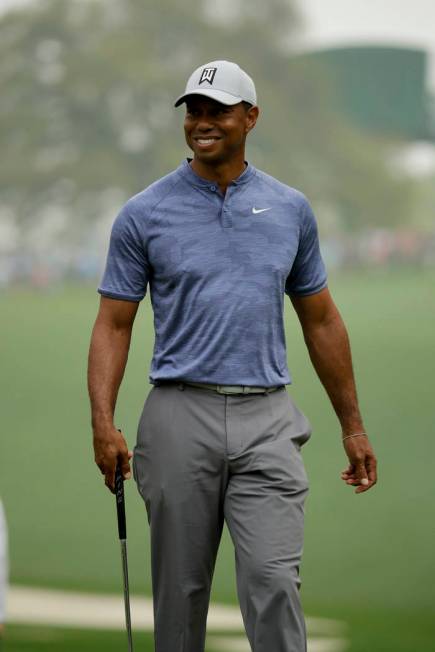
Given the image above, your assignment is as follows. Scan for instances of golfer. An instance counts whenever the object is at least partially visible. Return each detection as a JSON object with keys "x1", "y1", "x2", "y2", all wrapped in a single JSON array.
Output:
[{"x1": 88, "y1": 60, "x2": 377, "y2": 652}]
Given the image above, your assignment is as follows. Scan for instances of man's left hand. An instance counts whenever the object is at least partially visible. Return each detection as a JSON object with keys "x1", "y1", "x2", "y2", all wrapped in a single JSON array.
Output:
[{"x1": 341, "y1": 436, "x2": 377, "y2": 494}]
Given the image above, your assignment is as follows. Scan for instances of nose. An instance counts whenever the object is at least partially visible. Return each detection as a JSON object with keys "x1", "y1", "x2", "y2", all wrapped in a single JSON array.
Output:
[
  {"x1": 196, "y1": 118, "x2": 214, "y2": 132},
  {"x1": 191, "y1": 110, "x2": 215, "y2": 130}
]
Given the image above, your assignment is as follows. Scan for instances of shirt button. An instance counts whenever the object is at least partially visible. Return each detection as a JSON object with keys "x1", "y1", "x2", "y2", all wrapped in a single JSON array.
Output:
[{"x1": 210, "y1": 185, "x2": 217, "y2": 191}]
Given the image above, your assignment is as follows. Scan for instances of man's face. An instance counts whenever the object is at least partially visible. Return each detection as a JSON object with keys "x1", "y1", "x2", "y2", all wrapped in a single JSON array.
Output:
[{"x1": 183, "y1": 96, "x2": 258, "y2": 165}]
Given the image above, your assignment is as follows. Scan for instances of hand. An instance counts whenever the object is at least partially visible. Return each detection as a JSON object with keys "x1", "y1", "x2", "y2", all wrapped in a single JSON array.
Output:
[
  {"x1": 341, "y1": 435, "x2": 377, "y2": 494},
  {"x1": 93, "y1": 426, "x2": 133, "y2": 493}
]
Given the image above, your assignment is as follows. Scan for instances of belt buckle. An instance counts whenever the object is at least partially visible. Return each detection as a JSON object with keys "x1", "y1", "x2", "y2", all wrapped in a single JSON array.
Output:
[
  {"x1": 216, "y1": 385, "x2": 241, "y2": 395},
  {"x1": 215, "y1": 385, "x2": 264, "y2": 395}
]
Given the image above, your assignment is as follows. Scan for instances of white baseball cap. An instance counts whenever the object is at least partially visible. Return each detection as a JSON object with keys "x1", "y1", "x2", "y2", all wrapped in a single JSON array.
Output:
[{"x1": 174, "y1": 60, "x2": 257, "y2": 107}]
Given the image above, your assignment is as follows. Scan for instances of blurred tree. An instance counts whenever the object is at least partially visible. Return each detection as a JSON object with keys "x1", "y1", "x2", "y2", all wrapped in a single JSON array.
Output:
[{"x1": 0, "y1": 0, "x2": 417, "y2": 255}]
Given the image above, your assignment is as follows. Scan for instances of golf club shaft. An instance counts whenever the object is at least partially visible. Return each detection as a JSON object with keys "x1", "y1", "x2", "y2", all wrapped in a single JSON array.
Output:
[
  {"x1": 115, "y1": 465, "x2": 133, "y2": 651},
  {"x1": 121, "y1": 539, "x2": 133, "y2": 652}
]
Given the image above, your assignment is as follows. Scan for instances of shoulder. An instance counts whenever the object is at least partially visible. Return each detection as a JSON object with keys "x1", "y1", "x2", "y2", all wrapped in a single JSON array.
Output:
[
  {"x1": 251, "y1": 167, "x2": 309, "y2": 214},
  {"x1": 123, "y1": 168, "x2": 184, "y2": 222},
  {"x1": 250, "y1": 168, "x2": 320, "y2": 241}
]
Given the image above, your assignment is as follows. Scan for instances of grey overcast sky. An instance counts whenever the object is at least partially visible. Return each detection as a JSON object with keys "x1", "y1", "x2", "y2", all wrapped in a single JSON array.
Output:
[
  {"x1": 1, "y1": 0, "x2": 434, "y2": 83},
  {"x1": 295, "y1": 0, "x2": 435, "y2": 52}
]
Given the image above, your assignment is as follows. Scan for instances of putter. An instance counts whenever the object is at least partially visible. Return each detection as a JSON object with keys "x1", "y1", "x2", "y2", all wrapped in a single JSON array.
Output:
[{"x1": 115, "y1": 464, "x2": 134, "y2": 651}]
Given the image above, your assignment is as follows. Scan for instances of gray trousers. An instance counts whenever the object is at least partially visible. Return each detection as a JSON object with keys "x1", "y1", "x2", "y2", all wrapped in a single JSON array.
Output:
[{"x1": 133, "y1": 383, "x2": 311, "y2": 652}]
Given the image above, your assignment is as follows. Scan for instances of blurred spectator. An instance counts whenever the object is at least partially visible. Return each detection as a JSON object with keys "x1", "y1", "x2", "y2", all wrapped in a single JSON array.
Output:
[{"x1": 0, "y1": 225, "x2": 434, "y2": 290}]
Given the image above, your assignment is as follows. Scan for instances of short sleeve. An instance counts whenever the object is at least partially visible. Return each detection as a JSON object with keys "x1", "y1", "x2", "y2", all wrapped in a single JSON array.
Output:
[
  {"x1": 98, "y1": 203, "x2": 150, "y2": 302},
  {"x1": 285, "y1": 197, "x2": 327, "y2": 296}
]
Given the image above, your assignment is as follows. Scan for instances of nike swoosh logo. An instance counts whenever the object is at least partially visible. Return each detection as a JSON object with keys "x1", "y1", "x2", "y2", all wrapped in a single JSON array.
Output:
[{"x1": 252, "y1": 207, "x2": 271, "y2": 214}]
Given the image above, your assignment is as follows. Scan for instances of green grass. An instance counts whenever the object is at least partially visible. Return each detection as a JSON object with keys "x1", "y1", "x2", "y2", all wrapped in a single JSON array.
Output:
[
  {"x1": 320, "y1": 606, "x2": 435, "y2": 652},
  {"x1": 3, "y1": 625, "x2": 154, "y2": 651},
  {"x1": 3, "y1": 608, "x2": 434, "y2": 652},
  {"x1": 1, "y1": 269, "x2": 435, "y2": 650}
]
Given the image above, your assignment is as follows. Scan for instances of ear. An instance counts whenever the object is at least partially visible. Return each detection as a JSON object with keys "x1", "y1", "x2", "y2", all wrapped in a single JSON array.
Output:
[{"x1": 245, "y1": 105, "x2": 259, "y2": 133}]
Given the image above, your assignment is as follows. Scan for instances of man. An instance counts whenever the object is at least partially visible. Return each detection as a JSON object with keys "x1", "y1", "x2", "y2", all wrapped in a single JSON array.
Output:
[{"x1": 88, "y1": 60, "x2": 377, "y2": 652}]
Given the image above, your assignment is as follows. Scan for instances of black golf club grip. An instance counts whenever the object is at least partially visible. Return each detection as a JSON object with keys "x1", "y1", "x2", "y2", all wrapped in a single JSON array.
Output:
[{"x1": 115, "y1": 465, "x2": 127, "y2": 540}]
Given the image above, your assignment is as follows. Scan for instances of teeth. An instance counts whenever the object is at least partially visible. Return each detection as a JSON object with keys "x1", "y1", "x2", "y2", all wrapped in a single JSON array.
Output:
[{"x1": 197, "y1": 138, "x2": 216, "y2": 144}]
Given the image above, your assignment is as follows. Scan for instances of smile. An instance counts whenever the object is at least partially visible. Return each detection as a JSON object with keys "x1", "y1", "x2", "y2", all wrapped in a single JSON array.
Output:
[{"x1": 195, "y1": 137, "x2": 221, "y2": 146}]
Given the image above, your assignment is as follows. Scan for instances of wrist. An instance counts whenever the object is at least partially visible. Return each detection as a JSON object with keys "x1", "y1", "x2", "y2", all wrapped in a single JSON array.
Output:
[
  {"x1": 342, "y1": 432, "x2": 367, "y2": 443},
  {"x1": 92, "y1": 416, "x2": 116, "y2": 437},
  {"x1": 340, "y1": 417, "x2": 365, "y2": 436},
  {"x1": 341, "y1": 427, "x2": 365, "y2": 440}
]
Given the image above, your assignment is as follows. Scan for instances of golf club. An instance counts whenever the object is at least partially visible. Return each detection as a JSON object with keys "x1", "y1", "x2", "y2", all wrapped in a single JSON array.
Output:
[{"x1": 115, "y1": 463, "x2": 133, "y2": 651}]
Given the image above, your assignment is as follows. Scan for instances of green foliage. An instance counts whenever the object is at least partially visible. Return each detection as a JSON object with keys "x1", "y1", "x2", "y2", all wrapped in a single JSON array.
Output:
[{"x1": 0, "y1": 0, "x2": 416, "y2": 244}]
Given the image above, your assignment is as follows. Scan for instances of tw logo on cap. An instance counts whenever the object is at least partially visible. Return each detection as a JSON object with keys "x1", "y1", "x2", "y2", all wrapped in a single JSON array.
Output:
[{"x1": 199, "y1": 67, "x2": 217, "y2": 85}]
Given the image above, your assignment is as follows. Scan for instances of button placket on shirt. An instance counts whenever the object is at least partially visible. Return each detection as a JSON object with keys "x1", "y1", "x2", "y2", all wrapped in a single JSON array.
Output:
[
  {"x1": 221, "y1": 186, "x2": 234, "y2": 229},
  {"x1": 208, "y1": 183, "x2": 233, "y2": 229}
]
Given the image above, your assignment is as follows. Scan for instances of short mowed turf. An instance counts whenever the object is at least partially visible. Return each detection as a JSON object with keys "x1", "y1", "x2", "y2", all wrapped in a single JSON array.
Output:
[
  {"x1": 3, "y1": 625, "x2": 155, "y2": 651},
  {"x1": 1, "y1": 268, "x2": 434, "y2": 651}
]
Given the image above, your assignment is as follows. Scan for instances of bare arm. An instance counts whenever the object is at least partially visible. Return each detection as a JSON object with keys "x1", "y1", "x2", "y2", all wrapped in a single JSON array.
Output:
[
  {"x1": 291, "y1": 287, "x2": 377, "y2": 493},
  {"x1": 87, "y1": 296, "x2": 139, "y2": 492}
]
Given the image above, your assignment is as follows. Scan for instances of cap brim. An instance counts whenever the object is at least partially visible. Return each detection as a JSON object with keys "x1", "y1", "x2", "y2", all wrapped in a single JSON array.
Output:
[{"x1": 174, "y1": 89, "x2": 243, "y2": 107}]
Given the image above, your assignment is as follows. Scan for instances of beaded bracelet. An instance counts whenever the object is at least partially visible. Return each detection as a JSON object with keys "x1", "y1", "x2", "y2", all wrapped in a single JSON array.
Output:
[{"x1": 342, "y1": 432, "x2": 367, "y2": 441}]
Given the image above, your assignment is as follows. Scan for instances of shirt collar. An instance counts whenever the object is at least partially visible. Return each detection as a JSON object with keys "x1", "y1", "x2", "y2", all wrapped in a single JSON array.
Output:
[{"x1": 177, "y1": 158, "x2": 256, "y2": 188}]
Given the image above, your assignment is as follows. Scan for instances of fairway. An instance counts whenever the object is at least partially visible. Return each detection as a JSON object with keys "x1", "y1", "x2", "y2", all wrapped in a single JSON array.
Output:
[
  {"x1": 4, "y1": 625, "x2": 155, "y2": 652},
  {"x1": 1, "y1": 268, "x2": 434, "y2": 651}
]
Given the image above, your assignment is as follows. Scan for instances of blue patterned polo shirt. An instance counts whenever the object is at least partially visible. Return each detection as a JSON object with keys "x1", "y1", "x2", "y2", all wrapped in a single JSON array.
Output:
[{"x1": 98, "y1": 159, "x2": 327, "y2": 386}]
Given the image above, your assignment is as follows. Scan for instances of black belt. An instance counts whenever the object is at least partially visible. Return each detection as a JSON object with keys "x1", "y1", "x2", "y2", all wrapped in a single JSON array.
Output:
[{"x1": 154, "y1": 380, "x2": 284, "y2": 395}]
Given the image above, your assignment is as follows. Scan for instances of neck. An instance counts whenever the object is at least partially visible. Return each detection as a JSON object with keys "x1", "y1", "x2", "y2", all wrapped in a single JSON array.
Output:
[{"x1": 190, "y1": 154, "x2": 247, "y2": 193}]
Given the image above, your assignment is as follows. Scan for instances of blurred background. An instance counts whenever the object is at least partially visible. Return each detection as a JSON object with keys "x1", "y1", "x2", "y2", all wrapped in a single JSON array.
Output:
[{"x1": 0, "y1": 0, "x2": 434, "y2": 650}]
